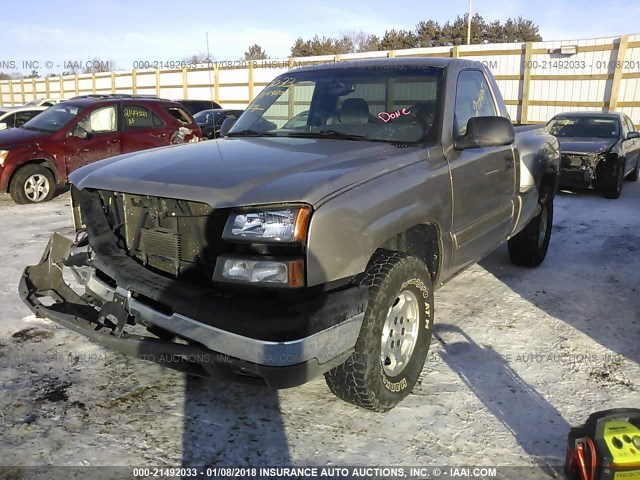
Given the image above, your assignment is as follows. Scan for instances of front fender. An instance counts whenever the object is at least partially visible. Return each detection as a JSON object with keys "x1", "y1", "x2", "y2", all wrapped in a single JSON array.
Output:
[{"x1": 306, "y1": 155, "x2": 452, "y2": 287}]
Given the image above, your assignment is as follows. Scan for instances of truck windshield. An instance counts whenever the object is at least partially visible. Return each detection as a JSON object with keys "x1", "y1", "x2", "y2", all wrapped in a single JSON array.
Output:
[
  {"x1": 546, "y1": 116, "x2": 620, "y2": 139},
  {"x1": 230, "y1": 65, "x2": 444, "y2": 144},
  {"x1": 22, "y1": 104, "x2": 84, "y2": 132}
]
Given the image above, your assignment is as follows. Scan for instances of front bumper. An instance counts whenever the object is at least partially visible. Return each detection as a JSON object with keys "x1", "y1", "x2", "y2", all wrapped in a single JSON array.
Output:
[
  {"x1": 19, "y1": 233, "x2": 367, "y2": 388},
  {"x1": 559, "y1": 153, "x2": 605, "y2": 189}
]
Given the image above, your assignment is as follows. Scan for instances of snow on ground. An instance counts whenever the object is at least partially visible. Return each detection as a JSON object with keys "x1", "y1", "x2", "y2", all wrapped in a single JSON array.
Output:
[{"x1": 0, "y1": 182, "x2": 638, "y2": 479}]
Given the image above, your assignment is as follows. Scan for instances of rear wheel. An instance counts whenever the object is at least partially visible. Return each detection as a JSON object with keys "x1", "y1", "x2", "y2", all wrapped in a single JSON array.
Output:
[
  {"x1": 603, "y1": 159, "x2": 625, "y2": 199},
  {"x1": 324, "y1": 250, "x2": 434, "y2": 412},
  {"x1": 9, "y1": 165, "x2": 56, "y2": 204},
  {"x1": 508, "y1": 193, "x2": 553, "y2": 267}
]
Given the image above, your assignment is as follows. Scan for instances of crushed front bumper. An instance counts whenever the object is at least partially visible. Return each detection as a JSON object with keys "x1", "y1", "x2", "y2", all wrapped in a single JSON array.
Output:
[
  {"x1": 19, "y1": 233, "x2": 367, "y2": 388},
  {"x1": 559, "y1": 153, "x2": 603, "y2": 189}
]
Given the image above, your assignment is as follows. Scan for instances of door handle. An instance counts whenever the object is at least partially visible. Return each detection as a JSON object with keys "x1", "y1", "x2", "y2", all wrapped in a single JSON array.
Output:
[
  {"x1": 504, "y1": 156, "x2": 515, "y2": 171},
  {"x1": 107, "y1": 139, "x2": 121, "y2": 144}
]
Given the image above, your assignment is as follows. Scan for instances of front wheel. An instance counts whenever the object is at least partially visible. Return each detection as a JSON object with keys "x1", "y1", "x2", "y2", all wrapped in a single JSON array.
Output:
[
  {"x1": 324, "y1": 250, "x2": 434, "y2": 412},
  {"x1": 603, "y1": 159, "x2": 625, "y2": 199},
  {"x1": 508, "y1": 193, "x2": 553, "y2": 267},
  {"x1": 9, "y1": 164, "x2": 56, "y2": 204}
]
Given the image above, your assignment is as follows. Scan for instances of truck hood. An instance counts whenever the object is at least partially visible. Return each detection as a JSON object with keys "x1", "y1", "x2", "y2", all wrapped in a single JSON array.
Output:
[
  {"x1": 0, "y1": 127, "x2": 49, "y2": 148},
  {"x1": 70, "y1": 137, "x2": 422, "y2": 208},
  {"x1": 557, "y1": 137, "x2": 617, "y2": 155}
]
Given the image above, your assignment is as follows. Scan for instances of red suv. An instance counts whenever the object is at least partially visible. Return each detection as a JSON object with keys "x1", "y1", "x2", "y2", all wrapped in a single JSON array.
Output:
[{"x1": 0, "y1": 95, "x2": 202, "y2": 204}]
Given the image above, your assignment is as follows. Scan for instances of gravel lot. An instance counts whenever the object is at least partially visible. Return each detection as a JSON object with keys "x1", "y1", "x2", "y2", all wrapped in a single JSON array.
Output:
[{"x1": 0, "y1": 182, "x2": 638, "y2": 479}]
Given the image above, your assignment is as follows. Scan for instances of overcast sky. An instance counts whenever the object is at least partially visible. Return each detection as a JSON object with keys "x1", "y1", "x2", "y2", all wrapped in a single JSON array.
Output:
[{"x1": 3, "y1": 0, "x2": 639, "y2": 74}]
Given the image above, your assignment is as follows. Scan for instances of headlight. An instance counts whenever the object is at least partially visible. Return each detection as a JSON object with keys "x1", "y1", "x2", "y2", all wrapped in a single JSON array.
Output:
[
  {"x1": 0, "y1": 150, "x2": 8, "y2": 166},
  {"x1": 223, "y1": 206, "x2": 311, "y2": 243},
  {"x1": 214, "y1": 257, "x2": 305, "y2": 287}
]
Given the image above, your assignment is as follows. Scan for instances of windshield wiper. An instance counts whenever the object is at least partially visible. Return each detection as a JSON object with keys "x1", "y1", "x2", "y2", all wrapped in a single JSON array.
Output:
[
  {"x1": 226, "y1": 129, "x2": 276, "y2": 137},
  {"x1": 286, "y1": 130, "x2": 367, "y2": 141}
]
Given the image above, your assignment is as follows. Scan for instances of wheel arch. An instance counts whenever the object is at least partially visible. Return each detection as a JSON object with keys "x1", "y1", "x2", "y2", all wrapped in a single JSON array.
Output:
[
  {"x1": 7, "y1": 159, "x2": 59, "y2": 193},
  {"x1": 377, "y1": 222, "x2": 442, "y2": 285}
]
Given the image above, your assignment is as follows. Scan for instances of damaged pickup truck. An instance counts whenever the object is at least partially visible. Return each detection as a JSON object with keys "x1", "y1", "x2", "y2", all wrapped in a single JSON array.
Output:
[{"x1": 20, "y1": 58, "x2": 560, "y2": 412}]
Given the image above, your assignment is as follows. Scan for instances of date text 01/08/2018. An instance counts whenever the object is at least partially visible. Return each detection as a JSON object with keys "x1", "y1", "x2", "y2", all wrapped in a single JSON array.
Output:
[{"x1": 522, "y1": 59, "x2": 640, "y2": 70}]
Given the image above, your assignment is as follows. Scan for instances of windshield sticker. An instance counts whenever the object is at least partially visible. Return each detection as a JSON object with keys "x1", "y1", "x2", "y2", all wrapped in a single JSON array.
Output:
[
  {"x1": 268, "y1": 77, "x2": 296, "y2": 88},
  {"x1": 256, "y1": 88, "x2": 286, "y2": 100},
  {"x1": 378, "y1": 109, "x2": 411, "y2": 123}
]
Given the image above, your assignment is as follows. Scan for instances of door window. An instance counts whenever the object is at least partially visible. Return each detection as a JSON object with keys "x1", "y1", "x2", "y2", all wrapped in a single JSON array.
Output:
[
  {"x1": 454, "y1": 70, "x2": 497, "y2": 137},
  {"x1": 77, "y1": 106, "x2": 117, "y2": 133},
  {"x1": 623, "y1": 116, "x2": 635, "y2": 135}
]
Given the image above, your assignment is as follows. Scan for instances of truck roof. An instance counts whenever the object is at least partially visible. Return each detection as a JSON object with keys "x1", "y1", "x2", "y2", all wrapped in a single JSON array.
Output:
[
  {"x1": 290, "y1": 57, "x2": 473, "y2": 73},
  {"x1": 553, "y1": 111, "x2": 625, "y2": 119}
]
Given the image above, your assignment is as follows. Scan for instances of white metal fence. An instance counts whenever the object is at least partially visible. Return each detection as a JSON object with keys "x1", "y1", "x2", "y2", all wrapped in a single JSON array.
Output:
[{"x1": 2, "y1": 34, "x2": 639, "y2": 126}]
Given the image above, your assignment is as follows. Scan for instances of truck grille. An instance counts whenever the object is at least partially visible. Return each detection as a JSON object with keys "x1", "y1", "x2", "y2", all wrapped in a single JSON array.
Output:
[
  {"x1": 94, "y1": 190, "x2": 224, "y2": 279},
  {"x1": 139, "y1": 227, "x2": 182, "y2": 260}
]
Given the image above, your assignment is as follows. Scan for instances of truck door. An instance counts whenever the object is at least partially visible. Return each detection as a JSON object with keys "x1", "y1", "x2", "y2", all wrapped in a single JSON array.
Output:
[
  {"x1": 65, "y1": 105, "x2": 121, "y2": 173},
  {"x1": 448, "y1": 70, "x2": 517, "y2": 272}
]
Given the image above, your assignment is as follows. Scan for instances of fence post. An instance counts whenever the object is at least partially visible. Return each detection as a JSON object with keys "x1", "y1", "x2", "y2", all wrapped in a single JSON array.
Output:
[
  {"x1": 608, "y1": 35, "x2": 629, "y2": 112},
  {"x1": 8, "y1": 80, "x2": 14, "y2": 106},
  {"x1": 132, "y1": 70, "x2": 137, "y2": 96},
  {"x1": 156, "y1": 69, "x2": 161, "y2": 97},
  {"x1": 111, "y1": 72, "x2": 116, "y2": 94},
  {"x1": 248, "y1": 61, "x2": 254, "y2": 102},
  {"x1": 92, "y1": 73, "x2": 96, "y2": 95},
  {"x1": 182, "y1": 67, "x2": 188, "y2": 100},
  {"x1": 387, "y1": 50, "x2": 396, "y2": 58},
  {"x1": 288, "y1": 84, "x2": 295, "y2": 119},
  {"x1": 452, "y1": 45, "x2": 460, "y2": 58},
  {"x1": 214, "y1": 64, "x2": 220, "y2": 104},
  {"x1": 521, "y1": 42, "x2": 533, "y2": 124},
  {"x1": 20, "y1": 79, "x2": 26, "y2": 104},
  {"x1": 45, "y1": 77, "x2": 50, "y2": 98},
  {"x1": 60, "y1": 76, "x2": 64, "y2": 99},
  {"x1": 31, "y1": 78, "x2": 36, "y2": 100},
  {"x1": 74, "y1": 74, "x2": 79, "y2": 97}
]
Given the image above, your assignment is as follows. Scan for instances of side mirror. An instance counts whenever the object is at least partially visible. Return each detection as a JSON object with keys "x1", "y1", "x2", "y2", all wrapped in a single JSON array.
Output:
[
  {"x1": 627, "y1": 131, "x2": 640, "y2": 140},
  {"x1": 219, "y1": 117, "x2": 237, "y2": 137},
  {"x1": 71, "y1": 126, "x2": 90, "y2": 139},
  {"x1": 455, "y1": 116, "x2": 515, "y2": 150},
  {"x1": 0, "y1": 122, "x2": 7, "y2": 130}
]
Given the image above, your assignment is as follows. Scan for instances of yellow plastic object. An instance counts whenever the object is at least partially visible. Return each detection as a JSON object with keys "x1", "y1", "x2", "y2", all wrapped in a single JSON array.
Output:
[{"x1": 603, "y1": 420, "x2": 640, "y2": 467}]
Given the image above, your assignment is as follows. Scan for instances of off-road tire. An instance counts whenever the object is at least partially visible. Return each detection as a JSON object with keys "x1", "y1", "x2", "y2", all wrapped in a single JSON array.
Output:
[
  {"x1": 627, "y1": 161, "x2": 639, "y2": 182},
  {"x1": 9, "y1": 164, "x2": 56, "y2": 204},
  {"x1": 603, "y1": 159, "x2": 625, "y2": 199},
  {"x1": 324, "y1": 250, "x2": 434, "y2": 412},
  {"x1": 508, "y1": 193, "x2": 553, "y2": 267}
]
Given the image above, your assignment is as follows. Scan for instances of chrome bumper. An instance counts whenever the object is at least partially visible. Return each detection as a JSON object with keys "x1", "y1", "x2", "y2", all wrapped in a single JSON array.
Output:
[{"x1": 19, "y1": 233, "x2": 366, "y2": 386}]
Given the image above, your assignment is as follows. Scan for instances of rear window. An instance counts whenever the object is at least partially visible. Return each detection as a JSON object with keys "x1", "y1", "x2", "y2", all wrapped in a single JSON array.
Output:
[{"x1": 165, "y1": 106, "x2": 193, "y2": 125}]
